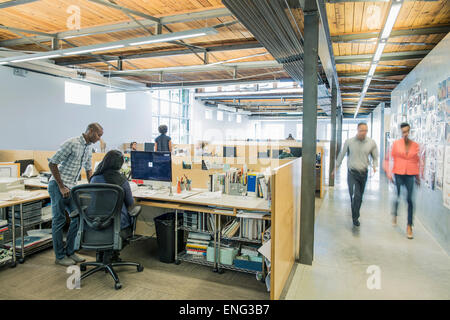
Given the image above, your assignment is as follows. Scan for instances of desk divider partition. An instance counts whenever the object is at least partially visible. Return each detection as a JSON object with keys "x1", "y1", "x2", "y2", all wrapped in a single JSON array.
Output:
[{"x1": 0, "y1": 148, "x2": 301, "y2": 300}]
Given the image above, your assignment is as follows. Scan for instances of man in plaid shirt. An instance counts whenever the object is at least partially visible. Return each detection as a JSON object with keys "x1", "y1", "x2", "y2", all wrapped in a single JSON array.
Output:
[{"x1": 48, "y1": 123, "x2": 103, "y2": 266}]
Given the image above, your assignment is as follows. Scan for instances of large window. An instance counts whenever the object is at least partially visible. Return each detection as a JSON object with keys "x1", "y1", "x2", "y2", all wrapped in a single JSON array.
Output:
[
  {"x1": 263, "y1": 124, "x2": 284, "y2": 140},
  {"x1": 151, "y1": 89, "x2": 191, "y2": 144},
  {"x1": 65, "y1": 81, "x2": 91, "y2": 106}
]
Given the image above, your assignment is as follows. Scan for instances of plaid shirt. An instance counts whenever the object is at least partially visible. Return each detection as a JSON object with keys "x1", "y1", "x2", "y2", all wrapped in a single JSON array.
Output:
[{"x1": 49, "y1": 135, "x2": 93, "y2": 189}]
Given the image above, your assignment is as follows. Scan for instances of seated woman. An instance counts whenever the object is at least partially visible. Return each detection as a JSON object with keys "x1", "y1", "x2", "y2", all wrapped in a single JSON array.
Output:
[{"x1": 90, "y1": 150, "x2": 134, "y2": 240}]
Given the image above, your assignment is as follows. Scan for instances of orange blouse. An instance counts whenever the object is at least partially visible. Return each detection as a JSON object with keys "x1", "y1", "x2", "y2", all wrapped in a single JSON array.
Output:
[{"x1": 390, "y1": 139, "x2": 420, "y2": 176}]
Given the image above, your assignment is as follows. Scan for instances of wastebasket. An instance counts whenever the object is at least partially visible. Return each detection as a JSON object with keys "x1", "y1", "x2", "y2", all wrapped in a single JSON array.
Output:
[{"x1": 154, "y1": 212, "x2": 184, "y2": 263}]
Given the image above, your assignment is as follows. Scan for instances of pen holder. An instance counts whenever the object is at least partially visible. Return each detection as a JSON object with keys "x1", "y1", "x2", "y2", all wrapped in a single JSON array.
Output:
[
  {"x1": 180, "y1": 182, "x2": 186, "y2": 191},
  {"x1": 186, "y1": 182, "x2": 192, "y2": 191}
]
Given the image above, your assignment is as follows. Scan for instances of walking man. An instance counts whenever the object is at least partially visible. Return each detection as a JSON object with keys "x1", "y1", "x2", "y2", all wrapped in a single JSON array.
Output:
[
  {"x1": 48, "y1": 123, "x2": 103, "y2": 266},
  {"x1": 333, "y1": 122, "x2": 378, "y2": 226}
]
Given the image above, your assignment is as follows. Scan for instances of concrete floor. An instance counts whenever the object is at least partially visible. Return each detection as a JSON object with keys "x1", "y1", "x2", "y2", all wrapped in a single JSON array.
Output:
[{"x1": 285, "y1": 170, "x2": 450, "y2": 300}]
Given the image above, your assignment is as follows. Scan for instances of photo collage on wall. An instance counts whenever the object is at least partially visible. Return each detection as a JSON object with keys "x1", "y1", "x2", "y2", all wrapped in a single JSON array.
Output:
[{"x1": 391, "y1": 77, "x2": 450, "y2": 208}]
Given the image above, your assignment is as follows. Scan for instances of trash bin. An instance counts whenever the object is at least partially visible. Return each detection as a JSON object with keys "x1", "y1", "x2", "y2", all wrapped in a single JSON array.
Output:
[{"x1": 154, "y1": 212, "x2": 184, "y2": 263}]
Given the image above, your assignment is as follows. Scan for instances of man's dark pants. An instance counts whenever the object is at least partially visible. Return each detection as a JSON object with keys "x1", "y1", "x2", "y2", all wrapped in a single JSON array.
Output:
[{"x1": 347, "y1": 169, "x2": 368, "y2": 222}]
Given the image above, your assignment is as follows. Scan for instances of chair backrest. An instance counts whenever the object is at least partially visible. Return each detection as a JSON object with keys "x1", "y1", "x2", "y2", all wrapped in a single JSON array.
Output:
[{"x1": 71, "y1": 183, "x2": 124, "y2": 251}]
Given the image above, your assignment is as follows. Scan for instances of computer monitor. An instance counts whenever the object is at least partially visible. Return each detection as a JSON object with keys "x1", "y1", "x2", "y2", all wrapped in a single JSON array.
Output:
[
  {"x1": 144, "y1": 142, "x2": 155, "y2": 152},
  {"x1": 131, "y1": 151, "x2": 172, "y2": 188},
  {"x1": 14, "y1": 159, "x2": 34, "y2": 176},
  {"x1": 223, "y1": 146, "x2": 237, "y2": 157},
  {"x1": 271, "y1": 149, "x2": 282, "y2": 159},
  {"x1": 289, "y1": 147, "x2": 302, "y2": 158},
  {"x1": 257, "y1": 150, "x2": 270, "y2": 159}
]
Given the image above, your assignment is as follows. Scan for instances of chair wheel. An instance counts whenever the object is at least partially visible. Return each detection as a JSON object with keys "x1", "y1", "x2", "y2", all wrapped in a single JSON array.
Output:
[
  {"x1": 175, "y1": 260, "x2": 181, "y2": 265},
  {"x1": 115, "y1": 282, "x2": 122, "y2": 290},
  {"x1": 137, "y1": 265, "x2": 144, "y2": 272},
  {"x1": 18, "y1": 258, "x2": 25, "y2": 264},
  {"x1": 80, "y1": 265, "x2": 86, "y2": 271},
  {"x1": 10, "y1": 262, "x2": 16, "y2": 268}
]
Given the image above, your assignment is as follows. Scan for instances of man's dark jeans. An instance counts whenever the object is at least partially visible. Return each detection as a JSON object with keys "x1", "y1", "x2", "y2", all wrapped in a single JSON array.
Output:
[{"x1": 347, "y1": 169, "x2": 368, "y2": 222}]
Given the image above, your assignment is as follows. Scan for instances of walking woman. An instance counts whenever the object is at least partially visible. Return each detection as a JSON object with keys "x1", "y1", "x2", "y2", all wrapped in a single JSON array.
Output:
[{"x1": 386, "y1": 123, "x2": 420, "y2": 239}]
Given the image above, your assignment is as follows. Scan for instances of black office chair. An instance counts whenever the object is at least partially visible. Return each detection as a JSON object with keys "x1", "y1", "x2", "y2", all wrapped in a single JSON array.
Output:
[{"x1": 70, "y1": 183, "x2": 144, "y2": 290}]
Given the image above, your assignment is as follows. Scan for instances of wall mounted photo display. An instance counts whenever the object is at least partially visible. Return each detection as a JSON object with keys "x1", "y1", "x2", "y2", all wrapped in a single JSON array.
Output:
[
  {"x1": 447, "y1": 77, "x2": 450, "y2": 99},
  {"x1": 438, "y1": 79, "x2": 447, "y2": 102},
  {"x1": 436, "y1": 145, "x2": 445, "y2": 191},
  {"x1": 445, "y1": 99, "x2": 450, "y2": 122},
  {"x1": 443, "y1": 145, "x2": 450, "y2": 209}
]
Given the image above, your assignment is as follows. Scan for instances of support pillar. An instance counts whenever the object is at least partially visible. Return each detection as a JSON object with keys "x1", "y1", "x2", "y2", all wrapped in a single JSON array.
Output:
[
  {"x1": 329, "y1": 84, "x2": 337, "y2": 186},
  {"x1": 299, "y1": 0, "x2": 319, "y2": 266}
]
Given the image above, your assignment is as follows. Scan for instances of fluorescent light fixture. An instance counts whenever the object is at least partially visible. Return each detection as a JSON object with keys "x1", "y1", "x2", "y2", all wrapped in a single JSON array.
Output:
[
  {"x1": 373, "y1": 42, "x2": 386, "y2": 61},
  {"x1": 0, "y1": 62, "x2": 8, "y2": 65},
  {"x1": 381, "y1": 3, "x2": 402, "y2": 40},
  {"x1": 63, "y1": 44, "x2": 124, "y2": 56},
  {"x1": 129, "y1": 32, "x2": 206, "y2": 46},
  {"x1": 368, "y1": 64, "x2": 377, "y2": 76},
  {"x1": 11, "y1": 54, "x2": 61, "y2": 63}
]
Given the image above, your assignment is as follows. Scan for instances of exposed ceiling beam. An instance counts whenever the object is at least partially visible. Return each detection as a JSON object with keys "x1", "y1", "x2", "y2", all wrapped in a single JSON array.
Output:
[
  {"x1": 55, "y1": 41, "x2": 264, "y2": 66},
  {"x1": 0, "y1": 27, "x2": 218, "y2": 64},
  {"x1": 0, "y1": 24, "x2": 55, "y2": 38},
  {"x1": 338, "y1": 69, "x2": 411, "y2": 78},
  {"x1": 335, "y1": 50, "x2": 430, "y2": 63},
  {"x1": 0, "y1": 0, "x2": 38, "y2": 9},
  {"x1": 0, "y1": 8, "x2": 231, "y2": 47},
  {"x1": 103, "y1": 60, "x2": 281, "y2": 77},
  {"x1": 331, "y1": 25, "x2": 450, "y2": 42}
]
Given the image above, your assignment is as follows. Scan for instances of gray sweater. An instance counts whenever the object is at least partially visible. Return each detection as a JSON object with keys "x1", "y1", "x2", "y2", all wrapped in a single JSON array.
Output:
[{"x1": 336, "y1": 136, "x2": 378, "y2": 172}]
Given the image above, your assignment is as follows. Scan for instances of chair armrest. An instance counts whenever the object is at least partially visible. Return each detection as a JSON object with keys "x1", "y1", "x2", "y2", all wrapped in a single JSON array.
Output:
[{"x1": 129, "y1": 206, "x2": 142, "y2": 218}]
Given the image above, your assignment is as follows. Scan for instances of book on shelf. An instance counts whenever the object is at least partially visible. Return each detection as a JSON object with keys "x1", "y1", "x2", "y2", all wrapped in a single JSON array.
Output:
[{"x1": 188, "y1": 232, "x2": 211, "y2": 241}]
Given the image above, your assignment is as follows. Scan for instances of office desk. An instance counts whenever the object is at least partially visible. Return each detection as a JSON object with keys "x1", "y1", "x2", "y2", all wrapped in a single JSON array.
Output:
[
  {"x1": 134, "y1": 186, "x2": 272, "y2": 287},
  {"x1": 0, "y1": 190, "x2": 50, "y2": 264}
]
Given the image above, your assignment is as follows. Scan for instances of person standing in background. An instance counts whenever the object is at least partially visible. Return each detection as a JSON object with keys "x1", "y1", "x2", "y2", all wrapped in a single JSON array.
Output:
[
  {"x1": 130, "y1": 141, "x2": 137, "y2": 152},
  {"x1": 48, "y1": 123, "x2": 103, "y2": 266},
  {"x1": 333, "y1": 122, "x2": 378, "y2": 227},
  {"x1": 155, "y1": 124, "x2": 172, "y2": 152},
  {"x1": 385, "y1": 123, "x2": 420, "y2": 239}
]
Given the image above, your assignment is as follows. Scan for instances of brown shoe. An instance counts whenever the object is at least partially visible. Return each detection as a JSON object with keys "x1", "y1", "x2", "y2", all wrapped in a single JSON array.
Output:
[
  {"x1": 392, "y1": 216, "x2": 397, "y2": 226},
  {"x1": 407, "y1": 225, "x2": 413, "y2": 239}
]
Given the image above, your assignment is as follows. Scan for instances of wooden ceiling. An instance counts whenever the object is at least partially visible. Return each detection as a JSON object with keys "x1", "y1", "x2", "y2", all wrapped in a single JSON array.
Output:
[
  {"x1": 327, "y1": 0, "x2": 450, "y2": 116},
  {"x1": 0, "y1": 0, "x2": 449, "y2": 117}
]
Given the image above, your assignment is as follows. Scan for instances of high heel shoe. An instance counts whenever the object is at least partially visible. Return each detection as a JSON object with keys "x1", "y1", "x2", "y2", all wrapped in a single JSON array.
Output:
[{"x1": 407, "y1": 225, "x2": 413, "y2": 239}]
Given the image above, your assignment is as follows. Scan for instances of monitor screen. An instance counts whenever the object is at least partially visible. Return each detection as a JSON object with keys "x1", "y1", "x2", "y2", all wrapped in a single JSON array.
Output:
[
  {"x1": 272, "y1": 149, "x2": 282, "y2": 158},
  {"x1": 223, "y1": 146, "x2": 237, "y2": 157},
  {"x1": 131, "y1": 151, "x2": 172, "y2": 182},
  {"x1": 144, "y1": 143, "x2": 155, "y2": 152}
]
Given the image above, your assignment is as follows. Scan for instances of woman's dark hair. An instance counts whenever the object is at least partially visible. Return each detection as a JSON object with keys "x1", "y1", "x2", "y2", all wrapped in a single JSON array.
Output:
[
  {"x1": 92, "y1": 150, "x2": 124, "y2": 178},
  {"x1": 158, "y1": 124, "x2": 168, "y2": 134},
  {"x1": 400, "y1": 122, "x2": 410, "y2": 129}
]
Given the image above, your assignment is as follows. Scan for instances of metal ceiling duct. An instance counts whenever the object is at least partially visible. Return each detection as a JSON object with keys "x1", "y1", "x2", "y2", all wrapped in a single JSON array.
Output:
[{"x1": 222, "y1": 0, "x2": 305, "y2": 83}]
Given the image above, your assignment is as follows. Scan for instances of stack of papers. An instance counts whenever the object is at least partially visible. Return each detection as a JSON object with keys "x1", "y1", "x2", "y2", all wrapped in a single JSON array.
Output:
[{"x1": 0, "y1": 190, "x2": 35, "y2": 201}]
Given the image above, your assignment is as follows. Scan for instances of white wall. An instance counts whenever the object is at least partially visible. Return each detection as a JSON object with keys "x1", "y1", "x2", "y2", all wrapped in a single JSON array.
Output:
[
  {"x1": 0, "y1": 66, "x2": 153, "y2": 151},
  {"x1": 191, "y1": 100, "x2": 252, "y2": 143}
]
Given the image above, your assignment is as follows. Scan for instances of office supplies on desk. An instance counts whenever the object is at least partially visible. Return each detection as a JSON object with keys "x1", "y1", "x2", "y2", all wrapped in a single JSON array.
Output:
[
  {"x1": 22, "y1": 164, "x2": 39, "y2": 178},
  {"x1": 0, "y1": 178, "x2": 25, "y2": 193},
  {"x1": 39, "y1": 172, "x2": 52, "y2": 184}
]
